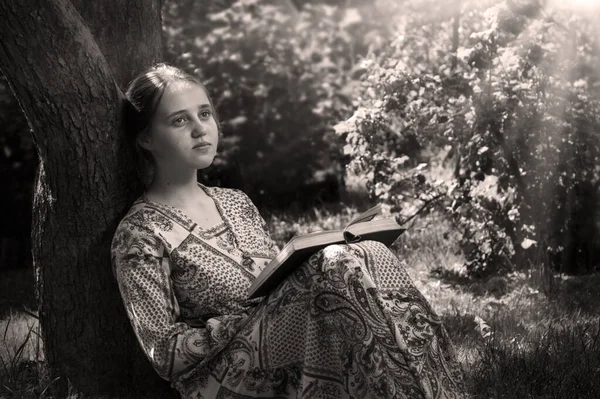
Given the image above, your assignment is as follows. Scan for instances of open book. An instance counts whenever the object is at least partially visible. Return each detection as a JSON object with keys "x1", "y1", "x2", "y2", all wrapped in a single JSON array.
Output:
[{"x1": 247, "y1": 204, "x2": 406, "y2": 299}]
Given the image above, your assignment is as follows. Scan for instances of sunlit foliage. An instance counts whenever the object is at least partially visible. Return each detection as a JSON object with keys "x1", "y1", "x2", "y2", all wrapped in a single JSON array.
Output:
[{"x1": 337, "y1": 0, "x2": 600, "y2": 275}]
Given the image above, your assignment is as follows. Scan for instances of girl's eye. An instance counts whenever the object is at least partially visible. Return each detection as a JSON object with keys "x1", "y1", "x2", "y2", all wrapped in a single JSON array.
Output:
[
  {"x1": 200, "y1": 110, "x2": 212, "y2": 119},
  {"x1": 172, "y1": 116, "x2": 187, "y2": 126}
]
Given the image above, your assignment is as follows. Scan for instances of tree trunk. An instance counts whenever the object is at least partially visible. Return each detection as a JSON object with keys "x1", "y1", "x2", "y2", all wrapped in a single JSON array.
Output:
[
  {"x1": 71, "y1": 0, "x2": 164, "y2": 89},
  {"x1": 0, "y1": 0, "x2": 177, "y2": 397}
]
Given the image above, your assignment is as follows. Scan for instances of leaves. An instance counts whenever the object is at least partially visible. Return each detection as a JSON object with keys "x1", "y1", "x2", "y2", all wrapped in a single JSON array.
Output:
[
  {"x1": 164, "y1": 0, "x2": 380, "y2": 200},
  {"x1": 337, "y1": 0, "x2": 600, "y2": 274}
]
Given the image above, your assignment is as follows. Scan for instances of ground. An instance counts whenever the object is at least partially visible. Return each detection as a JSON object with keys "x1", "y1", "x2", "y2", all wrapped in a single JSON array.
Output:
[{"x1": 1, "y1": 208, "x2": 600, "y2": 398}]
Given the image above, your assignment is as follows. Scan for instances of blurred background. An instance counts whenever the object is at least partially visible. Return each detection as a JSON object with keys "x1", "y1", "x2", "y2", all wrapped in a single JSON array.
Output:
[{"x1": 2, "y1": 0, "x2": 600, "y2": 397}]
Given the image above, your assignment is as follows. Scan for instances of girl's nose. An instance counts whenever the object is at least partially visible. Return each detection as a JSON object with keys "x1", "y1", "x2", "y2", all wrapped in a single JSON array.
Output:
[{"x1": 191, "y1": 118, "x2": 206, "y2": 137}]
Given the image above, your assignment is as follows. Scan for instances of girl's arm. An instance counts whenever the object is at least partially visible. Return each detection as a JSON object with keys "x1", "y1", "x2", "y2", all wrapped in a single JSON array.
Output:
[{"x1": 111, "y1": 220, "x2": 243, "y2": 381}]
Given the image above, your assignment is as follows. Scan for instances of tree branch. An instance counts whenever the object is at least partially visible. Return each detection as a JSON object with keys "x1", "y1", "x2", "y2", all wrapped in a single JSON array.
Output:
[{"x1": 396, "y1": 192, "x2": 446, "y2": 226}]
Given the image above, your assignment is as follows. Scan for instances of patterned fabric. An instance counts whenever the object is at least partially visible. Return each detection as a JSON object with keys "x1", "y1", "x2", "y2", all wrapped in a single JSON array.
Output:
[{"x1": 111, "y1": 185, "x2": 466, "y2": 398}]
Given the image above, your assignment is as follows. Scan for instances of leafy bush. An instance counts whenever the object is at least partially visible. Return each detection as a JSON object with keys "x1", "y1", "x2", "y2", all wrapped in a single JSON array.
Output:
[
  {"x1": 163, "y1": 0, "x2": 388, "y2": 207},
  {"x1": 336, "y1": 0, "x2": 600, "y2": 275}
]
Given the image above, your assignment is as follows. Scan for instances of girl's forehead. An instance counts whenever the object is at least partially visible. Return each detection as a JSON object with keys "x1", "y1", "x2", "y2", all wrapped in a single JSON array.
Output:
[{"x1": 156, "y1": 82, "x2": 210, "y2": 115}]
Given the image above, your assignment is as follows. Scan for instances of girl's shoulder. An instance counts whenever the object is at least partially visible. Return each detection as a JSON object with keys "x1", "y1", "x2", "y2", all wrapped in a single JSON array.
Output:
[
  {"x1": 204, "y1": 185, "x2": 256, "y2": 208},
  {"x1": 204, "y1": 184, "x2": 246, "y2": 198},
  {"x1": 114, "y1": 198, "x2": 175, "y2": 236}
]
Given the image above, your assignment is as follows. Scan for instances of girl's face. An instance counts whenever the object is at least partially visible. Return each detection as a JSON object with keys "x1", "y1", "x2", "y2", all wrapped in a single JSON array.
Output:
[{"x1": 139, "y1": 81, "x2": 219, "y2": 174}]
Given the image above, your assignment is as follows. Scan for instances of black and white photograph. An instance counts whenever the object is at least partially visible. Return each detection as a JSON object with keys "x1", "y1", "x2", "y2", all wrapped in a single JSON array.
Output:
[{"x1": 1, "y1": 0, "x2": 599, "y2": 398}]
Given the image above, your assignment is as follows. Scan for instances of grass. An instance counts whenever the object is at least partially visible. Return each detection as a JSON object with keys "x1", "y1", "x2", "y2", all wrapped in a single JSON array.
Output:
[
  {"x1": 2, "y1": 204, "x2": 600, "y2": 398},
  {"x1": 0, "y1": 309, "x2": 50, "y2": 398}
]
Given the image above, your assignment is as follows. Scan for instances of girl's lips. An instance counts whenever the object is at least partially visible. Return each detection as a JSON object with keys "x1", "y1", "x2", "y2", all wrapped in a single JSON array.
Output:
[{"x1": 193, "y1": 143, "x2": 211, "y2": 149}]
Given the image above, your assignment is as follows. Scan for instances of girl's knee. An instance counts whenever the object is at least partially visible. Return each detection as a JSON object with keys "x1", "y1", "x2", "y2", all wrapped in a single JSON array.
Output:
[
  {"x1": 321, "y1": 243, "x2": 349, "y2": 257},
  {"x1": 316, "y1": 244, "x2": 364, "y2": 274}
]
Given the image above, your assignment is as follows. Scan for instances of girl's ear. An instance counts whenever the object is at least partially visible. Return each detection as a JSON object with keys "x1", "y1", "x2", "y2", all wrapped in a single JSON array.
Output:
[{"x1": 137, "y1": 132, "x2": 153, "y2": 151}]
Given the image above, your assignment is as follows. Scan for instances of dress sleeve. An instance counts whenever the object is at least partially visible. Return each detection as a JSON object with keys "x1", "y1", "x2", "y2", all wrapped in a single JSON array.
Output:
[{"x1": 111, "y1": 219, "x2": 244, "y2": 381}]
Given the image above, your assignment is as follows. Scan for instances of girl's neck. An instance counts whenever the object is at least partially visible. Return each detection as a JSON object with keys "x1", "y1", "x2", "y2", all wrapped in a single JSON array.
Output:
[{"x1": 146, "y1": 168, "x2": 206, "y2": 206}]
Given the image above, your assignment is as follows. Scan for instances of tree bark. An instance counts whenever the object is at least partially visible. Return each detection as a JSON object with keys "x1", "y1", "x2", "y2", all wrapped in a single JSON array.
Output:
[
  {"x1": 0, "y1": 0, "x2": 176, "y2": 397},
  {"x1": 71, "y1": 0, "x2": 163, "y2": 89}
]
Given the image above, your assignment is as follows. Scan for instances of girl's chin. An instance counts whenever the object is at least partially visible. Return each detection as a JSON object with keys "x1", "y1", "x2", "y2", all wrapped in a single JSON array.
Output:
[{"x1": 192, "y1": 159, "x2": 215, "y2": 170}]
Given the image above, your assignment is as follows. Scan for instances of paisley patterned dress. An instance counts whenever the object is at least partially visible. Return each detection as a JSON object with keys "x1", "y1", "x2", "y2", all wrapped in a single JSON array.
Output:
[{"x1": 111, "y1": 185, "x2": 466, "y2": 399}]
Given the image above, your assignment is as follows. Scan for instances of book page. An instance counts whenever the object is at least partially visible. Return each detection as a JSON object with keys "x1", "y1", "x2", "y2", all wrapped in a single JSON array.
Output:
[{"x1": 344, "y1": 203, "x2": 382, "y2": 230}]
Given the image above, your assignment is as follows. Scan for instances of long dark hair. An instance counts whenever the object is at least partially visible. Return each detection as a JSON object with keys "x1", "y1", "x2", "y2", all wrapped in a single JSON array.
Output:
[{"x1": 122, "y1": 63, "x2": 221, "y2": 186}]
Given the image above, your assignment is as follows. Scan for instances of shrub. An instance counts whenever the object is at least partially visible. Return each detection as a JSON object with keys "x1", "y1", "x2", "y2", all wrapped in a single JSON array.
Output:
[
  {"x1": 163, "y1": 0, "x2": 390, "y2": 207},
  {"x1": 336, "y1": 0, "x2": 600, "y2": 275}
]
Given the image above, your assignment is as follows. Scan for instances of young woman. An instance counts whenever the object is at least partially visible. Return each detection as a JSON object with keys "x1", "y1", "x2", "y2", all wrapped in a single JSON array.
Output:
[{"x1": 112, "y1": 64, "x2": 467, "y2": 399}]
